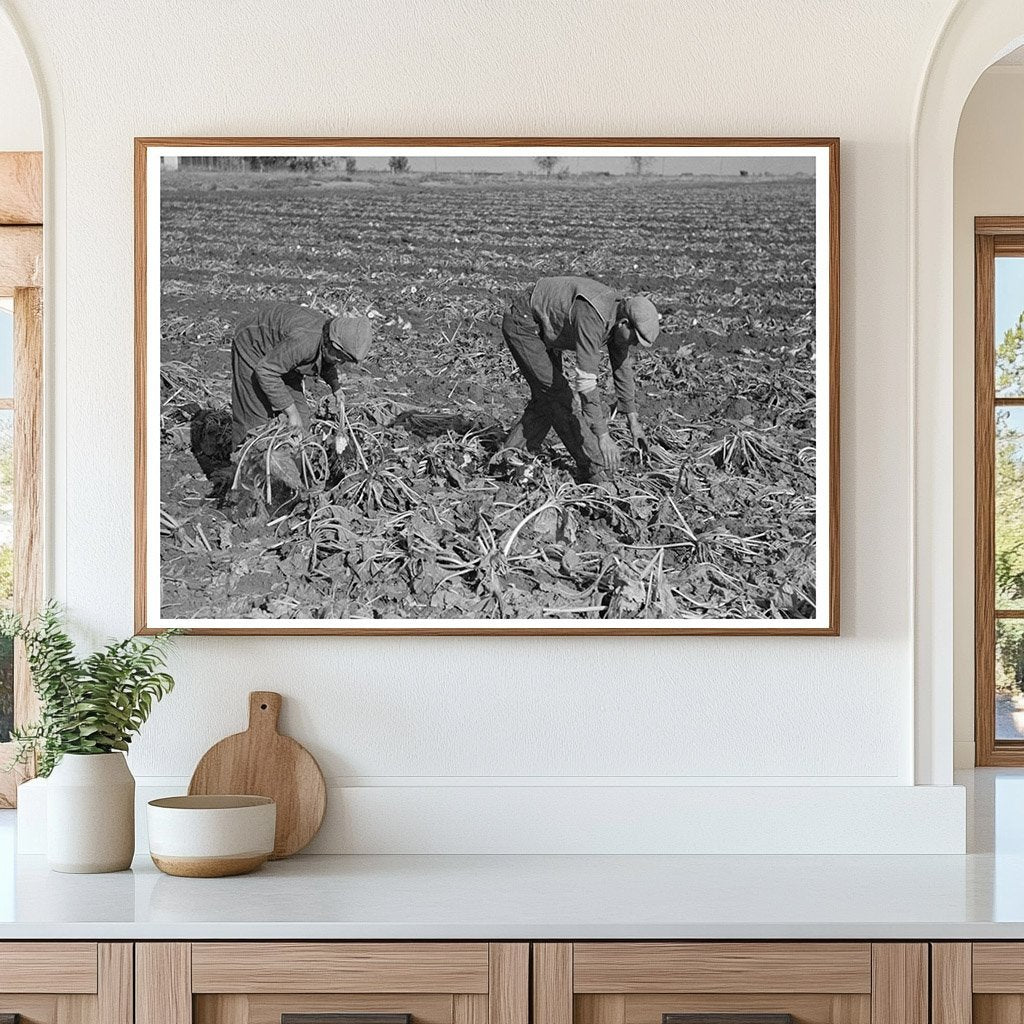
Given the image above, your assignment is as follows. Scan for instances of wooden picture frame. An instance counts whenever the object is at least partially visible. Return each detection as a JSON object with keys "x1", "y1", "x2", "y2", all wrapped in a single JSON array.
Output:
[{"x1": 135, "y1": 137, "x2": 840, "y2": 636}]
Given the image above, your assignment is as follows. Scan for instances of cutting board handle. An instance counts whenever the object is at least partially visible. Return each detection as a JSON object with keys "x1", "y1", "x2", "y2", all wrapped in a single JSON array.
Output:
[{"x1": 248, "y1": 691, "x2": 282, "y2": 734}]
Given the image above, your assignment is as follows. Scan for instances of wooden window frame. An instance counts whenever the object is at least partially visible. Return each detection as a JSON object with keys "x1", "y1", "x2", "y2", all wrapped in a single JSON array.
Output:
[
  {"x1": 975, "y1": 217, "x2": 1024, "y2": 765},
  {"x1": 0, "y1": 152, "x2": 43, "y2": 806}
]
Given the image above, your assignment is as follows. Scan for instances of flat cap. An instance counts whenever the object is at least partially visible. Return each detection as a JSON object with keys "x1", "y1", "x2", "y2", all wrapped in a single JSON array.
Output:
[
  {"x1": 624, "y1": 295, "x2": 660, "y2": 347},
  {"x1": 328, "y1": 315, "x2": 373, "y2": 362}
]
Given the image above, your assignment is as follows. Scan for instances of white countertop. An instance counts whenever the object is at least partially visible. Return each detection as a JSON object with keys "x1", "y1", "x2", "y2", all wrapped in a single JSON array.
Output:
[
  {"x1": 0, "y1": 769, "x2": 1021, "y2": 941},
  {"x1": 0, "y1": 849, "x2": 1021, "y2": 940}
]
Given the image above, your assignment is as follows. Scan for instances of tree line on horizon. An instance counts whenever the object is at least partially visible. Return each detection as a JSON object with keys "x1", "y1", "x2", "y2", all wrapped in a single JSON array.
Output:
[{"x1": 173, "y1": 155, "x2": 776, "y2": 177}]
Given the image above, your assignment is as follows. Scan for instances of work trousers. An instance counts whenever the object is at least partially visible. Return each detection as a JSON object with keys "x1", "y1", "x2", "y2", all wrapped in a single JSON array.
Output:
[
  {"x1": 231, "y1": 337, "x2": 311, "y2": 448},
  {"x1": 501, "y1": 291, "x2": 604, "y2": 474}
]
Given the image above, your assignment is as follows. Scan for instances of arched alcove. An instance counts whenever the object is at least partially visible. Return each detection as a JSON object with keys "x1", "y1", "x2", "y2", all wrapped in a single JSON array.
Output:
[
  {"x1": 914, "y1": 1, "x2": 1024, "y2": 785},
  {"x1": 951, "y1": 50, "x2": 1024, "y2": 769}
]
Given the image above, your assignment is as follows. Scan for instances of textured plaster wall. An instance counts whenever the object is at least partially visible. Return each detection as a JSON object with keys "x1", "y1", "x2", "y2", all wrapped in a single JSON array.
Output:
[{"x1": 0, "y1": 0, "x2": 958, "y2": 794}]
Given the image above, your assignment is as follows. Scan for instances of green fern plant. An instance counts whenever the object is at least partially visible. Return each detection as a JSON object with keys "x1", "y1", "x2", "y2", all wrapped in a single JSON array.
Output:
[{"x1": 1, "y1": 603, "x2": 178, "y2": 777}]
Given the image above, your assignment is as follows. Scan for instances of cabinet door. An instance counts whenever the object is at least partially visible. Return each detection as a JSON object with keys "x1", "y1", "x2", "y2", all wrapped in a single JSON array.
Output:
[
  {"x1": 533, "y1": 944, "x2": 927, "y2": 1024},
  {"x1": 0, "y1": 943, "x2": 131, "y2": 1024},
  {"x1": 137, "y1": 943, "x2": 528, "y2": 1024},
  {"x1": 942, "y1": 943, "x2": 1024, "y2": 1024}
]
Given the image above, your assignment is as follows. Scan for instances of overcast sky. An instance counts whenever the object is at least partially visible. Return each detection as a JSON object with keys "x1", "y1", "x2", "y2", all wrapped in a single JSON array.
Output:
[
  {"x1": 166, "y1": 153, "x2": 815, "y2": 176},
  {"x1": 334, "y1": 155, "x2": 812, "y2": 175}
]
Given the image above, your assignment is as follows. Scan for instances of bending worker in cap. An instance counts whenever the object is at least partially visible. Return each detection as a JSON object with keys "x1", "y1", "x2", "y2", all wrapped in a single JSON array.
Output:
[
  {"x1": 501, "y1": 276, "x2": 660, "y2": 481},
  {"x1": 230, "y1": 301, "x2": 372, "y2": 451}
]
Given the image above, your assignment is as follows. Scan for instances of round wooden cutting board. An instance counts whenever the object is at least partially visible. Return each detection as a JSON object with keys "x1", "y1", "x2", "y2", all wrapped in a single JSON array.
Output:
[{"x1": 188, "y1": 691, "x2": 327, "y2": 859}]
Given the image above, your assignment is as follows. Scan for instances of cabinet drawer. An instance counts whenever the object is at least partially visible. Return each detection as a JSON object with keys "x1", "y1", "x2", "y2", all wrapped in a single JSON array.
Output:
[
  {"x1": 572, "y1": 944, "x2": 872, "y2": 994},
  {"x1": 0, "y1": 942, "x2": 98, "y2": 994},
  {"x1": 0, "y1": 943, "x2": 130, "y2": 1024},
  {"x1": 191, "y1": 944, "x2": 491, "y2": 994},
  {"x1": 139, "y1": 943, "x2": 528, "y2": 1024},
  {"x1": 534, "y1": 944, "x2": 925, "y2": 1024},
  {"x1": 973, "y1": 944, "x2": 1024, "y2": 992}
]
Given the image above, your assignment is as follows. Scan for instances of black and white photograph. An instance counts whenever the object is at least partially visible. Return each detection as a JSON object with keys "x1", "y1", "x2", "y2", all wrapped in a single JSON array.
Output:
[{"x1": 136, "y1": 140, "x2": 838, "y2": 634}]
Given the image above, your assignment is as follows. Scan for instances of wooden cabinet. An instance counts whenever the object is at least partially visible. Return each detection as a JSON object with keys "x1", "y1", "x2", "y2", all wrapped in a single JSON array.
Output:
[
  {"x1": 532, "y1": 944, "x2": 928, "y2": 1024},
  {"x1": 932, "y1": 943, "x2": 1024, "y2": 1024},
  {"x1": 136, "y1": 944, "x2": 528, "y2": 1024},
  {"x1": 0, "y1": 943, "x2": 131, "y2": 1024},
  {"x1": 0, "y1": 938, "x2": 959, "y2": 1024}
]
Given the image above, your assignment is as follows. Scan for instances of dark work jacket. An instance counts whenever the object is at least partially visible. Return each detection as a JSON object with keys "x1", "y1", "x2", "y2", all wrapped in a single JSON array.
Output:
[
  {"x1": 233, "y1": 302, "x2": 342, "y2": 412},
  {"x1": 529, "y1": 276, "x2": 637, "y2": 427}
]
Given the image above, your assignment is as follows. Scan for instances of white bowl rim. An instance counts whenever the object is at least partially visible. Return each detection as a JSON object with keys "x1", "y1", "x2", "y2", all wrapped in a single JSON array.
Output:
[{"x1": 148, "y1": 795, "x2": 275, "y2": 810}]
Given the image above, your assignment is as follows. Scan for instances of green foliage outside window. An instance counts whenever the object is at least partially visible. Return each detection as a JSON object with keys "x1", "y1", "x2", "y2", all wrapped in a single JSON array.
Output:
[{"x1": 996, "y1": 311, "x2": 1024, "y2": 694}]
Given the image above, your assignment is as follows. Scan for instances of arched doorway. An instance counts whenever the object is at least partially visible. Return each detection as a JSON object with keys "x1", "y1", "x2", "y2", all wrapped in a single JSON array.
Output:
[{"x1": 914, "y1": 1, "x2": 1024, "y2": 785}]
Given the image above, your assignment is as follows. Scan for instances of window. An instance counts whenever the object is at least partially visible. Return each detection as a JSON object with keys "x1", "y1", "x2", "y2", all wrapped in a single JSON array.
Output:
[
  {"x1": 0, "y1": 152, "x2": 42, "y2": 805},
  {"x1": 0, "y1": 288, "x2": 41, "y2": 803},
  {"x1": 975, "y1": 220, "x2": 1024, "y2": 764}
]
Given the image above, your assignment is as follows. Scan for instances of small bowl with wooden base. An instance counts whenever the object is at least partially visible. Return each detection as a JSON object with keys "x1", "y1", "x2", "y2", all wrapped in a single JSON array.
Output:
[{"x1": 147, "y1": 795, "x2": 276, "y2": 877}]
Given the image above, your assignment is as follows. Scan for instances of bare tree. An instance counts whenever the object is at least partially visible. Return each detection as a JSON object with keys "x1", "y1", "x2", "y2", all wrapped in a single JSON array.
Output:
[
  {"x1": 388, "y1": 156, "x2": 410, "y2": 173},
  {"x1": 630, "y1": 156, "x2": 652, "y2": 176},
  {"x1": 345, "y1": 157, "x2": 357, "y2": 174},
  {"x1": 535, "y1": 156, "x2": 560, "y2": 177}
]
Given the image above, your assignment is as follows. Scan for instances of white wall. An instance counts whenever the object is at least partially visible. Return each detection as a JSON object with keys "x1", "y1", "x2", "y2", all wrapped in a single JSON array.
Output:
[
  {"x1": 0, "y1": 9, "x2": 39, "y2": 152},
  {"x1": 0, "y1": 0, "x2": 973, "y2": 851},
  {"x1": 952, "y1": 66, "x2": 1024, "y2": 767}
]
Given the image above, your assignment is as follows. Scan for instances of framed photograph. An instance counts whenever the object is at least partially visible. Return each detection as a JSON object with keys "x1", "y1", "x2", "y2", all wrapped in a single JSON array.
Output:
[{"x1": 135, "y1": 137, "x2": 839, "y2": 635}]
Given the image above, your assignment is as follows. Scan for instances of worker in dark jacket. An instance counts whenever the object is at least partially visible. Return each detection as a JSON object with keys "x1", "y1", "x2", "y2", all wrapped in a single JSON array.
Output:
[
  {"x1": 501, "y1": 276, "x2": 660, "y2": 481},
  {"x1": 230, "y1": 302, "x2": 372, "y2": 449}
]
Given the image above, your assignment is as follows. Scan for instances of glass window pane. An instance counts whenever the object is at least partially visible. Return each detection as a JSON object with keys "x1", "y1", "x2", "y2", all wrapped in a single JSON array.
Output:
[
  {"x1": 998, "y1": 620, "x2": 1024, "y2": 740},
  {"x1": 0, "y1": 409, "x2": 12, "y2": 743},
  {"x1": 997, "y1": 407, "x2": 1024, "y2": 610},
  {"x1": 996, "y1": 256, "x2": 1024, "y2": 397},
  {"x1": 0, "y1": 306, "x2": 12, "y2": 399}
]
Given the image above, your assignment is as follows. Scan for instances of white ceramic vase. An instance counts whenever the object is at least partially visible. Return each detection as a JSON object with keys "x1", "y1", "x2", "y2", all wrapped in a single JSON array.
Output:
[{"x1": 46, "y1": 752, "x2": 135, "y2": 873}]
